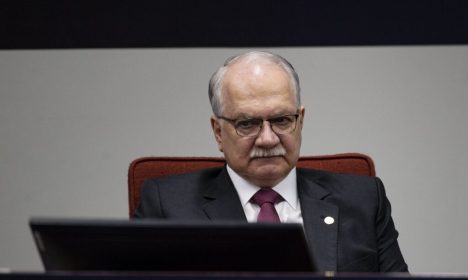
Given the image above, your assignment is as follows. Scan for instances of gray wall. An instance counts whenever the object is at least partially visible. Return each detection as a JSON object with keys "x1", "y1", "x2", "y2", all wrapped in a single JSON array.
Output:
[{"x1": 0, "y1": 47, "x2": 467, "y2": 273}]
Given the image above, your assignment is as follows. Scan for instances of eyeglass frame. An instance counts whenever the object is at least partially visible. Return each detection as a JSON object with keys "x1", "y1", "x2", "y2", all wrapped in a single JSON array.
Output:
[{"x1": 215, "y1": 111, "x2": 301, "y2": 138}]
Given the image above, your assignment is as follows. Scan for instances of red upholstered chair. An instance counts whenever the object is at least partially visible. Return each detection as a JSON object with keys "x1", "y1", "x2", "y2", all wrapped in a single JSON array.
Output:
[{"x1": 127, "y1": 153, "x2": 375, "y2": 217}]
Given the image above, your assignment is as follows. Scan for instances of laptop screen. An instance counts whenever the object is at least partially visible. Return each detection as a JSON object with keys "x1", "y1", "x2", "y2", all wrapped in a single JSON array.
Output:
[{"x1": 30, "y1": 218, "x2": 316, "y2": 272}]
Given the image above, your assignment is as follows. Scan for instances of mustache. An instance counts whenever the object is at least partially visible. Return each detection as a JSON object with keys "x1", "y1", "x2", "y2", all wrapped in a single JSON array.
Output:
[{"x1": 250, "y1": 145, "x2": 286, "y2": 159}]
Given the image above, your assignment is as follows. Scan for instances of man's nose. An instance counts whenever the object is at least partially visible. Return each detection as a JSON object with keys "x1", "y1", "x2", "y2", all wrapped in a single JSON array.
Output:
[{"x1": 255, "y1": 121, "x2": 280, "y2": 147}]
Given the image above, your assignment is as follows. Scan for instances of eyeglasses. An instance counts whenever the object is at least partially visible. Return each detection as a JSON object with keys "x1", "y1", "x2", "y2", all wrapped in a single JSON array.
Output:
[{"x1": 216, "y1": 112, "x2": 300, "y2": 137}]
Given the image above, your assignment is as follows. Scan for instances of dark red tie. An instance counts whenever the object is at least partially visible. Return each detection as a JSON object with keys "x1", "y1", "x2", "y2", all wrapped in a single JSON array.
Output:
[{"x1": 250, "y1": 188, "x2": 284, "y2": 223}]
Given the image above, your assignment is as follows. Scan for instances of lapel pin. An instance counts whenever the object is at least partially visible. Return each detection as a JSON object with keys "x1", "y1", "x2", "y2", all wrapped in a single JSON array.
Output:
[{"x1": 324, "y1": 216, "x2": 335, "y2": 225}]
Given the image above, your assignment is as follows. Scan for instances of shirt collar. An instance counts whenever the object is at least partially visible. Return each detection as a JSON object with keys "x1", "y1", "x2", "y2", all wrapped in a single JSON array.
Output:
[{"x1": 226, "y1": 164, "x2": 299, "y2": 210}]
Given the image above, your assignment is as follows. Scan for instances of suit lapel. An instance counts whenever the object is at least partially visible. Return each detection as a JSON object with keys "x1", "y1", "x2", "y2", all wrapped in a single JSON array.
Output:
[
  {"x1": 298, "y1": 169, "x2": 339, "y2": 272},
  {"x1": 202, "y1": 167, "x2": 247, "y2": 221}
]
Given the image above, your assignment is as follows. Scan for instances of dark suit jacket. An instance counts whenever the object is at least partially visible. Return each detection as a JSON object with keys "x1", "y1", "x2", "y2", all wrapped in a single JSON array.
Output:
[{"x1": 134, "y1": 166, "x2": 408, "y2": 272}]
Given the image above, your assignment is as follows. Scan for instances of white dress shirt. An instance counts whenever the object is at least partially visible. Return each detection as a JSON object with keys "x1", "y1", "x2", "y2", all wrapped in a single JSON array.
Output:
[{"x1": 226, "y1": 165, "x2": 303, "y2": 224}]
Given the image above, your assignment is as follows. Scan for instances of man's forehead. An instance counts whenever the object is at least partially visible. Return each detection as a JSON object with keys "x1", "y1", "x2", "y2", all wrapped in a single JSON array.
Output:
[
  {"x1": 223, "y1": 61, "x2": 291, "y2": 93},
  {"x1": 222, "y1": 88, "x2": 297, "y2": 118}
]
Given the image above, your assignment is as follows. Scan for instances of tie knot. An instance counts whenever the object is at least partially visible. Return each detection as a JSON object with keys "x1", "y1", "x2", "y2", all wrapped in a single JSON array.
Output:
[{"x1": 251, "y1": 188, "x2": 283, "y2": 206}]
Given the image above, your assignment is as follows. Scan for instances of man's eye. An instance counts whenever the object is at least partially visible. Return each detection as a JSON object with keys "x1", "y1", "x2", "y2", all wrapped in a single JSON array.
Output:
[
  {"x1": 271, "y1": 116, "x2": 293, "y2": 125},
  {"x1": 236, "y1": 119, "x2": 261, "y2": 128}
]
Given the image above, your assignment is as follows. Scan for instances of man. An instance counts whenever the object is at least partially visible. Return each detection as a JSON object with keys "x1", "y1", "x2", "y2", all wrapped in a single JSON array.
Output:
[{"x1": 134, "y1": 51, "x2": 408, "y2": 272}]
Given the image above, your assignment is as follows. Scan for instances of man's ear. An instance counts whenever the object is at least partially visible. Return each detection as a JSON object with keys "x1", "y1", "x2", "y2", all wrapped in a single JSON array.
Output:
[
  {"x1": 210, "y1": 116, "x2": 223, "y2": 152},
  {"x1": 299, "y1": 106, "x2": 305, "y2": 126}
]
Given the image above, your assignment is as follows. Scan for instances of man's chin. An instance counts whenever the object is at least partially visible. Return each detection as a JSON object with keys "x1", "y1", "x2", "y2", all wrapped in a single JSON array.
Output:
[
  {"x1": 249, "y1": 157, "x2": 289, "y2": 178},
  {"x1": 250, "y1": 168, "x2": 289, "y2": 187},
  {"x1": 249, "y1": 156, "x2": 288, "y2": 172}
]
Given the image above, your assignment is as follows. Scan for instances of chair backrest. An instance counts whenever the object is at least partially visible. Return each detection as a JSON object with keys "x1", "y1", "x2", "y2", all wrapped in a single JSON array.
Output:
[{"x1": 128, "y1": 153, "x2": 375, "y2": 217}]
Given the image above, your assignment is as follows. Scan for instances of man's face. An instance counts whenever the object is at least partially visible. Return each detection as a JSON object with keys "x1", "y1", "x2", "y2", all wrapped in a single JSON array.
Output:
[{"x1": 211, "y1": 60, "x2": 304, "y2": 187}]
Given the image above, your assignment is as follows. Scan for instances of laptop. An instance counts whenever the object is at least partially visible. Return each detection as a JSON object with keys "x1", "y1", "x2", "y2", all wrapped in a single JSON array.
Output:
[{"x1": 30, "y1": 218, "x2": 316, "y2": 272}]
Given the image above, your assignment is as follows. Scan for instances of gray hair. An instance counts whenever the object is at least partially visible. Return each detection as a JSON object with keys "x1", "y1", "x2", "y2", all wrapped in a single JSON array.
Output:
[{"x1": 208, "y1": 51, "x2": 301, "y2": 116}]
